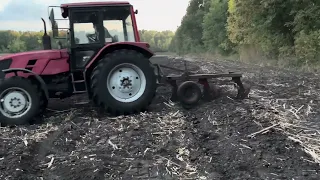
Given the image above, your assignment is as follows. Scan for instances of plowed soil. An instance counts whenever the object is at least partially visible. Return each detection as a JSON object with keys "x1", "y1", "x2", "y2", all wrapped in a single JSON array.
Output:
[{"x1": 0, "y1": 55, "x2": 319, "y2": 180}]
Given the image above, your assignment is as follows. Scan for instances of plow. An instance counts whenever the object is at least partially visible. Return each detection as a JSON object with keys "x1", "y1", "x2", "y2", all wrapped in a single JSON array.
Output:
[
  {"x1": 0, "y1": 1, "x2": 250, "y2": 126},
  {"x1": 153, "y1": 61, "x2": 250, "y2": 108}
]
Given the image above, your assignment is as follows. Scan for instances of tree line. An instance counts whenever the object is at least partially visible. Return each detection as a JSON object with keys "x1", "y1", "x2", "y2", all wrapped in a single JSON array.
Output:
[
  {"x1": 0, "y1": 30, "x2": 174, "y2": 53},
  {"x1": 3, "y1": 0, "x2": 319, "y2": 68},
  {"x1": 170, "y1": 0, "x2": 320, "y2": 67}
]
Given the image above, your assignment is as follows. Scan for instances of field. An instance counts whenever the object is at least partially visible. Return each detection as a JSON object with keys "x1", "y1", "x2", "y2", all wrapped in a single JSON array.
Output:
[{"x1": 0, "y1": 54, "x2": 320, "y2": 179}]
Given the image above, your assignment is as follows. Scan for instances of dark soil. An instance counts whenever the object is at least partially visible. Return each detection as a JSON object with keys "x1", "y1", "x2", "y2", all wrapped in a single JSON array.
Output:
[{"x1": 0, "y1": 56, "x2": 319, "y2": 180}]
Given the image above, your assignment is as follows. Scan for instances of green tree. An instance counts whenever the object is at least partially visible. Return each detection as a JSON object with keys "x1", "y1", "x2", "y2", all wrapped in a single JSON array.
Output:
[
  {"x1": 227, "y1": 0, "x2": 297, "y2": 59},
  {"x1": 202, "y1": 0, "x2": 235, "y2": 55},
  {"x1": 7, "y1": 38, "x2": 27, "y2": 53},
  {"x1": 139, "y1": 30, "x2": 175, "y2": 52},
  {"x1": 170, "y1": 0, "x2": 211, "y2": 54}
]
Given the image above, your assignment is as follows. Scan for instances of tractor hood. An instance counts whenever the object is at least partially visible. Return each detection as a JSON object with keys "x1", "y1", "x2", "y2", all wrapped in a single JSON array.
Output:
[{"x1": 0, "y1": 49, "x2": 69, "y2": 61}]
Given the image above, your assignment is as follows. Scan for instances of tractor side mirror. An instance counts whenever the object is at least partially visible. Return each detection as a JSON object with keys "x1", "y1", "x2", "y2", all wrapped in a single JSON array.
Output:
[
  {"x1": 49, "y1": 8, "x2": 59, "y2": 37},
  {"x1": 52, "y1": 22, "x2": 59, "y2": 37},
  {"x1": 134, "y1": 9, "x2": 138, "y2": 14}
]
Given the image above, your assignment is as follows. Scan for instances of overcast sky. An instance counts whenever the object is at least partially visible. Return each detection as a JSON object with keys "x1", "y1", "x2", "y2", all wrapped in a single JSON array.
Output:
[{"x1": 0, "y1": 0, "x2": 189, "y2": 32}]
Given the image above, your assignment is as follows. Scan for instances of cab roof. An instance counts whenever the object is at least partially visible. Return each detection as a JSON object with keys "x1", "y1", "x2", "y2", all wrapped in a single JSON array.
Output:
[{"x1": 61, "y1": 1, "x2": 131, "y2": 8}]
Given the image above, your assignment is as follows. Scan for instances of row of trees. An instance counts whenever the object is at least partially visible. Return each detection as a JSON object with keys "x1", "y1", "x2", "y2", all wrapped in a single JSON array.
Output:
[
  {"x1": 170, "y1": 0, "x2": 320, "y2": 66},
  {"x1": 0, "y1": 30, "x2": 174, "y2": 53},
  {"x1": 3, "y1": 0, "x2": 320, "y2": 67}
]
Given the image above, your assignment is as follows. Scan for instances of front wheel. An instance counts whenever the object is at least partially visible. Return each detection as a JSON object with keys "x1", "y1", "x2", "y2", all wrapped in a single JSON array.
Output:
[
  {"x1": 0, "y1": 77, "x2": 41, "y2": 125},
  {"x1": 90, "y1": 49, "x2": 157, "y2": 115}
]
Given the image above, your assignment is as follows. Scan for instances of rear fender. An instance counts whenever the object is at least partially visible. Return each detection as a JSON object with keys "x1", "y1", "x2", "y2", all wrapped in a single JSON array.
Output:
[
  {"x1": 2, "y1": 68, "x2": 49, "y2": 100},
  {"x1": 85, "y1": 42, "x2": 154, "y2": 72}
]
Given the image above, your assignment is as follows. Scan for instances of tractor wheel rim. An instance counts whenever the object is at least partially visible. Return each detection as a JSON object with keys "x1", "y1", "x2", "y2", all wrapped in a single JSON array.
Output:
[
  {"x1": 107, "y1": 63, "x2": 146, "y2": 103},
  {"x1": 0, "y1": 87, "x2": 32, "y2": 118}
]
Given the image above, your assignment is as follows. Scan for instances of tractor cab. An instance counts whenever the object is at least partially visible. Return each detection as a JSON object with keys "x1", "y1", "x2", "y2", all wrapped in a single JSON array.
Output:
[{"x1": 48, "y1": 1, "x2": 140, "y2": 70}]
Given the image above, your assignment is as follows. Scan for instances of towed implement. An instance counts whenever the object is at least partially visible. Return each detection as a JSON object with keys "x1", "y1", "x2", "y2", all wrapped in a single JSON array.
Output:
[
  {"x1": 153, "y1": 61, "x2": 250, "y2": 108},
  {"x1": 0, "y1": 1, "x2": 250, "y2": 126}
]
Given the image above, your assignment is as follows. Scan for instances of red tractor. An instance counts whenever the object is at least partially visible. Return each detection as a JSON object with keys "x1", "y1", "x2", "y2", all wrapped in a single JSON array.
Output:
[{"x1": 0, "y1": 1, "x2": 158, "y2": 125}]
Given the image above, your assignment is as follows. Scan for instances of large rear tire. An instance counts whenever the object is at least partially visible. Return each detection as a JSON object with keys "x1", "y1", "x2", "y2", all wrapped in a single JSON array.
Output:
[
  {"x1": 0, "y1": 77, "x2": 41, "y2": 125},
  {"x1": 90, "y1": 49, "x2": 157, "y2": 115}
]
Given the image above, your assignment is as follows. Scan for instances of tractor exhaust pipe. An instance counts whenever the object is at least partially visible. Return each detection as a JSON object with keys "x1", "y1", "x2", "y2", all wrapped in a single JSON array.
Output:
[{"x1": 41, "y1": 18, "x2": 52, "y2": 50}]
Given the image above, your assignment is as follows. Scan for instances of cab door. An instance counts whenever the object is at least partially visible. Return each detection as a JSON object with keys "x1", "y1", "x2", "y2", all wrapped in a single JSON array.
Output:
[{"x1": 69, "y1": 8, "x2": 105, "y2": 71}]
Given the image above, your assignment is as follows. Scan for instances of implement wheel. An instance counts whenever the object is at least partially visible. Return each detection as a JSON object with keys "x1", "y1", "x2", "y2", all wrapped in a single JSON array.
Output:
[{"x1": 177, "y1": 81, "x2": 202, "y2": 107}]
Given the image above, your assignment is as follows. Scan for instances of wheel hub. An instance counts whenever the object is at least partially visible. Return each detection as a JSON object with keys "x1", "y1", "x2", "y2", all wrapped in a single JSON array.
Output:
[
  {"x1": 120, "y1": 77, "x2": 132, "y2": 89},
  {"x1": 107, "y1": 63, "x2": 146, "y2": 103},
  {"x1": 2, "y1": 91, "x2": 27, "y2": 113},
  {"x1": 9, "y1": 97, "x2": 22, "y2": 107},
  {"x1": 184, "y1": 88, "x2": 195, "y2": 98}
]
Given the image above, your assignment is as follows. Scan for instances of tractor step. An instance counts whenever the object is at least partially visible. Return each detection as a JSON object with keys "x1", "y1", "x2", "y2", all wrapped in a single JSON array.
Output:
[
  {"x1": 71, "y1": 72, "x2": 87, "y2": 93},
  {"x1": 72, "y1": 80, "x2": 85, "y2": 83},
  {"x1": 73, "y1": 90, "x2": 87, "y2": 94}
]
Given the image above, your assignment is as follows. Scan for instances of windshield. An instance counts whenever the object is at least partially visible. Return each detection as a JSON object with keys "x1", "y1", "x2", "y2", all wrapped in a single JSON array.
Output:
[{"x1": 72, "y1": 6, "x2": 135, "y2": 44}]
